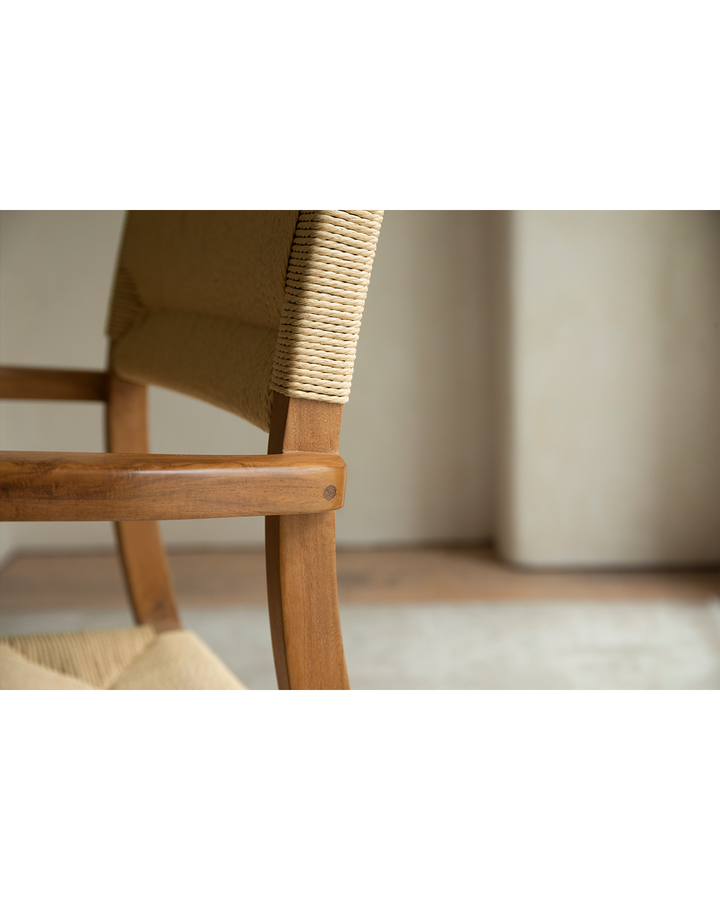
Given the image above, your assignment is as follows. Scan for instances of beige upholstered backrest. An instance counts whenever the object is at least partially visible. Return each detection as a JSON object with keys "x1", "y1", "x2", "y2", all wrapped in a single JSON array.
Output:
[{"x1": 106, "y1": 211, "x2": 383, "y2": 431}]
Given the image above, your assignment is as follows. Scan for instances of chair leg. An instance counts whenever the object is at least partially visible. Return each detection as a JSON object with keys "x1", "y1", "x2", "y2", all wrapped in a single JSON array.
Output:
[
  {"x1": 266, "y1": 511, "x2": 350, "y2": 690},
  {"x1": 265, "y1": 392, "x2": 349, "y2": 690},
  {"x1": 113, "y1": 521, "x2": 180, "y2": 632},
  {"x1": 106, "y1": 371, "x2": 181, "y2": 632}
]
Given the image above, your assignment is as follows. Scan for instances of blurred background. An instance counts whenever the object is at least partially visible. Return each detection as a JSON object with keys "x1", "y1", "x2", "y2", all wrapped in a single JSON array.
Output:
[{"x1": 1, "y1": 210, "x2": 719, "y2": 688}]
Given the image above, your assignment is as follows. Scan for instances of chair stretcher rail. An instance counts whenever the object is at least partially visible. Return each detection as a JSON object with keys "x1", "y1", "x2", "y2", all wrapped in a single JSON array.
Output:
[{"x1": 0, "y1": 367, "x2": 109, "y2": 401}]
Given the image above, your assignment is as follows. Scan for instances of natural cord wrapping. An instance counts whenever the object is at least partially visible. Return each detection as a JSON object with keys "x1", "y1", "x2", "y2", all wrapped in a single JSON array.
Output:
[{"x1": 271, "y1": 210, "x2": 384, "y2": 403}]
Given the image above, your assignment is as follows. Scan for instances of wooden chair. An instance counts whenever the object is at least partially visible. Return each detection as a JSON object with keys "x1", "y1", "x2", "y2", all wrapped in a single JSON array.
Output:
[{"x1": 0, "y1": 210, "x2": 384, "y2": 690}]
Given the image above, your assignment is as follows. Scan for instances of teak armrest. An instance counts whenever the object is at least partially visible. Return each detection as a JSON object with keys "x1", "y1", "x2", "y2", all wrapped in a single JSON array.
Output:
[
  {"x1": 0, "y1": 366, "x2": 109, "y2": 401},
  {"x1": 0, "y1": 451, "x2": 346, "y2": 521}
]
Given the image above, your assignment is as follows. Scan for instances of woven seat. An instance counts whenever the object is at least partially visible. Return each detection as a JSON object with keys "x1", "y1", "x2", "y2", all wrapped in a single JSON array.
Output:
[
  {"x1": 0, "y1": 629, "x2": 244, "y2": 690},
  {"x1": 0, "y1": 211, "x2": 383, "y2": 690}
]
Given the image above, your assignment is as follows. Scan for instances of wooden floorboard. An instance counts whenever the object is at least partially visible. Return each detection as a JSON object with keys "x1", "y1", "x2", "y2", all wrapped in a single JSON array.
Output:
[{"x1": 1, "y1": 545, "x2": 718, "y2": 613}]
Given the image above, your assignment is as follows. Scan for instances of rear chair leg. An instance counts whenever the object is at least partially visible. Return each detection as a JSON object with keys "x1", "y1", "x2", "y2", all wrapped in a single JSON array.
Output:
[{"x1": 106, "y1": 371, "x2": 180, "y2": 632}]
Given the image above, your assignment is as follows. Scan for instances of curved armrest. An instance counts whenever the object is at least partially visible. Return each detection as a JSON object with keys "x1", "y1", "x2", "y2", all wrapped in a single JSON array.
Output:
[{"x1": 0, "y1": 451, "x2": 346, "y2": 521}]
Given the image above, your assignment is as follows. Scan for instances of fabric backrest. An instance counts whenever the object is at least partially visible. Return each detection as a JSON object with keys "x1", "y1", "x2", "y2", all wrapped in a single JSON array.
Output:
[{"x1": 107, "y1": 210, "x2": 383, "y2": 431}]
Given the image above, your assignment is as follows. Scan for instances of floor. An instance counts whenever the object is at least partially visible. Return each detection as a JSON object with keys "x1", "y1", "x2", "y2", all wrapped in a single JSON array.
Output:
[{"x1": 2, "y1": 547, "x2": 719, "y2": 689}]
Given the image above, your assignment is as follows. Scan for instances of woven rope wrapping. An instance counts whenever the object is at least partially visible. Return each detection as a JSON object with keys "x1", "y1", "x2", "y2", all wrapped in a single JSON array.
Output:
[{"x1": 271, "y1": 210, "x2": 384, "y2": 404}]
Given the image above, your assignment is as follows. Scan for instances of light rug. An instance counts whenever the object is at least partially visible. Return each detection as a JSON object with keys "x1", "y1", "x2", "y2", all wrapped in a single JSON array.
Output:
[{"x1": 2, "y1": 599, "x2": 719, "y2": 689}]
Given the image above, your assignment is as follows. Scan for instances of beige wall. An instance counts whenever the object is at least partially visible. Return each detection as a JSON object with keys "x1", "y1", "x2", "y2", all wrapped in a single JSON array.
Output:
[
  {"x1": 497, "y1": 211, "x2": 720, "y2": 566},
  {"x1": 341, "y1": 210, "x2": 495, "y2": 544},
  {"x1": 0, "y1": 210, "x2": 495, "y2": 564}
]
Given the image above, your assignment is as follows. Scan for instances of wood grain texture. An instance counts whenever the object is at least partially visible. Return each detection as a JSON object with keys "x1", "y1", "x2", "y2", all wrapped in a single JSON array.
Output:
[
  {"x1": 268, "y1": 391, "x2": 344, "y2": 454},
  {"x1": 0, "y1": 451, "x2": 346, "y2": 521},
  {"x1": 0, "y1": 366, "x2": 108, "y2": 401},
  {"x1": 266, "y1": 511, "x2": 349, "y2": 689},
  {"x1": 265, "y1": 391, "x2": 350, "y2": 689},
  {"x1": 106, "y1": 372, "x2": 180, "y2": 631}
]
